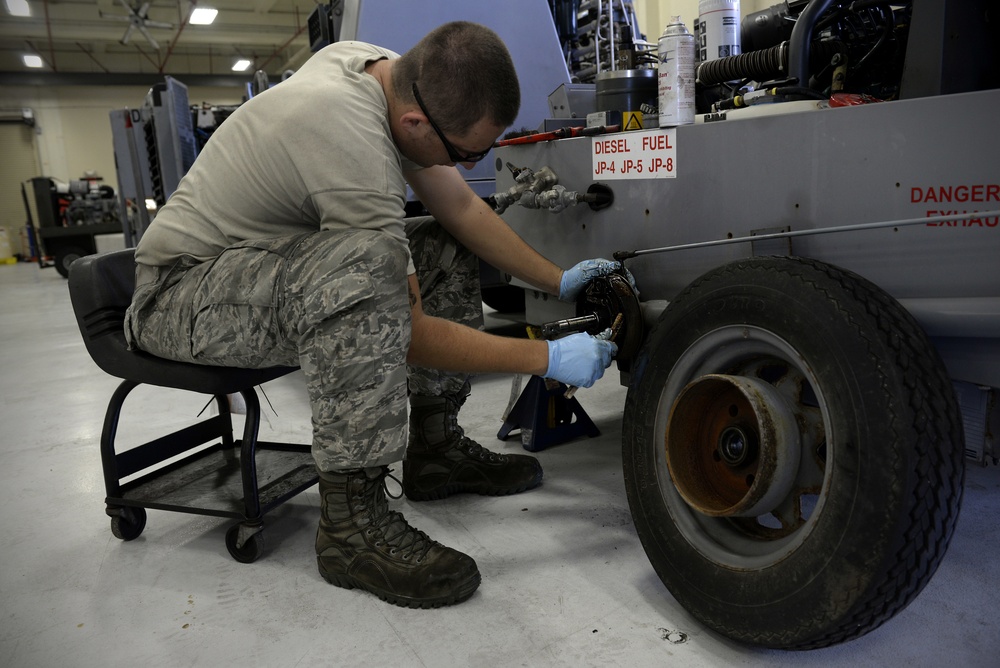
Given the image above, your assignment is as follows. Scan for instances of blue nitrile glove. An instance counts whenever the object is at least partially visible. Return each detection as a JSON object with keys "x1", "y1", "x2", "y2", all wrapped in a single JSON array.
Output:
[
  {"x1": 559, "y1": 258, "x2": 637, "y2": 301},
  {"x1": 545, "y1": 332, "x2": 618, "y2": 388}
]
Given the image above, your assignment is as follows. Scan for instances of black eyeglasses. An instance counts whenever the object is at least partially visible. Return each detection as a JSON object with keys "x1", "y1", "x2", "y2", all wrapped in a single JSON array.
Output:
[{"x1": 411, "y1": 82, "x2": 492, "y2": 164}]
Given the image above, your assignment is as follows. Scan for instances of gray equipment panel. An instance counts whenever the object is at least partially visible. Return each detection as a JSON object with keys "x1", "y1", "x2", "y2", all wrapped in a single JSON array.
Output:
[
  {"x1": 496, "y1": 89, "x2": 1000, "y2": 387},
  {"x1": 108, "y1": 108, "x2": 155, "y2": 246}
]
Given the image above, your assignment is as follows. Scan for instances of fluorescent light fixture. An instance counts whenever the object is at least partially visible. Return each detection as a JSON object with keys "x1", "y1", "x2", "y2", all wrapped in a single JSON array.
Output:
[
  {"x1": 144, "y1": 199, "x2": 158, "y2": 212},
  {"x1": 190, "y1": 7, "x2": 218, "y2": 25},
  {"x1": 232, "y1": 59, "x2": 252, "y2": 72},
  {"x1": 6, "y1": 0, "x2": 31, "y2": 18},
  {"x1": 23, "y1": 54, "x2": 43, "y2": 68}
]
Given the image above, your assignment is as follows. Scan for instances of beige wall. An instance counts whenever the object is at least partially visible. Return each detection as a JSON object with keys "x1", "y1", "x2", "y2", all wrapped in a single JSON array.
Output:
[
  {"x1": 0, "y1": 83, "x2": 242, "y2": 256},
  {"x1": 1, "y1": 84, "x2": 244, "y2": 191}
]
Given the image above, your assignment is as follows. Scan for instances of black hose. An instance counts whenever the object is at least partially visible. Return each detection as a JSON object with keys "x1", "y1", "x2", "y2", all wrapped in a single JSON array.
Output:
[
  {"x1": 772, "y1": 86, "x2": 829, "y2": 100},
  {"x1": 850, "y1": 7, "x2": 894, "y2": 72},
  {"x1": 697, "y1": 42, "x2": 788, "y2": 85},
  {"x1": 697, "y1": 40, "x2": 845, "y2": 86},
  {"x1": 788, "y1": 0, "x2": 838, "y2": 86}
]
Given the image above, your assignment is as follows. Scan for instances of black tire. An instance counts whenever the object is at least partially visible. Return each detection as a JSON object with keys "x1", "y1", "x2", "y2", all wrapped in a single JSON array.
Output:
[
  {"x1": 110, "y1": 506, "x2": 147, "y2": 541},
  {"x1": 226, "y1": 523, "x2": 265, "y2": 563},
  {"x1": 481, "y1": 285, "x2": 526, "y2": 314},
  {"x1": 622, "y1": 256, "x2": 965, "y2": 649},
  {"x1": 54, "y1": 246, "x2": 87, "y2": 279}
]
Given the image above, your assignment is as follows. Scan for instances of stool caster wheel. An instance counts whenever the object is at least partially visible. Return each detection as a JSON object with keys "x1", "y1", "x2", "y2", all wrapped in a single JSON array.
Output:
[
  {"x1": 110, "y1": 506, "x2": 147, "y2": 541},
  {"x1": 226, "y1": 523, "x2": 265, "y2": 563}
]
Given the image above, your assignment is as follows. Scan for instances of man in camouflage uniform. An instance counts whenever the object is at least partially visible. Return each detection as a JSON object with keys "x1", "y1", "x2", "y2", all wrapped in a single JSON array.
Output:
[{"x1": 125, "y1": 21, "x2": 621, "y2": 608}]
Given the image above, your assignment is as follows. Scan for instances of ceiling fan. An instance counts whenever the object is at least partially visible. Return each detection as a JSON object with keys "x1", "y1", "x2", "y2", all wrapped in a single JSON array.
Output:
[{"x1": 100, "y1": 1, "x2": 174, "y2": 50}]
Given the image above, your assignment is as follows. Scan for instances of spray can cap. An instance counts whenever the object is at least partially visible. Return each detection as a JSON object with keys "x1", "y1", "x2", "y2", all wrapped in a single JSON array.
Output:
[{"x1": 661, "y1": 16, "x2": 690, "y2": 37}]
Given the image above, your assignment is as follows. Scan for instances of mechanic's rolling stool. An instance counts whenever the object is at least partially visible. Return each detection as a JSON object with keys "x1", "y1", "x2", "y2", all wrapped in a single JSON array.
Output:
[{"x1": 68, "y1": 249, "x2": 317, "y2": 563}]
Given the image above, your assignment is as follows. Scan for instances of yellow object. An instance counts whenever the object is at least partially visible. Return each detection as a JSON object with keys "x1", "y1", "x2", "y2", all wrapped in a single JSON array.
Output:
[
  {"x1": 0, "y1": 228, "x2": 13, "y2": 261},
  {"x1": 623, "y1": 111, "x2": 644, "y2": 131}
]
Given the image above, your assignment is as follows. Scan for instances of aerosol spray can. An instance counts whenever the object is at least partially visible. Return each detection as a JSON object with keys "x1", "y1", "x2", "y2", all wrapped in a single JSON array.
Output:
[
  {"x1": 695, "y1": 0, "x2": 741, "y2": 65},
  {"x1": 658, "y1": 16, "x2": 696, "y2": 127}
]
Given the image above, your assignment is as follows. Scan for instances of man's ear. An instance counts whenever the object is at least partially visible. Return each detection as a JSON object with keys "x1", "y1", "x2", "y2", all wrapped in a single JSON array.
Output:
[{"x1": 399, "y1": 110, "x2": 426, "y2": 133}]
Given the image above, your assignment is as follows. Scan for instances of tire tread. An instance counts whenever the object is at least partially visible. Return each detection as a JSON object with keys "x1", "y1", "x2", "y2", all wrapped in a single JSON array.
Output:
[{"x1": 625, "y1": 256, "x2": 965, "y2": 650}]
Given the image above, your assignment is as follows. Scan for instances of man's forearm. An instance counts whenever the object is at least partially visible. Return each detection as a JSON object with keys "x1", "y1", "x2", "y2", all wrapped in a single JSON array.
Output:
[
  {"x1": 407, "y1": 312, "x2": 549, "y2": 375},
  {"x1": 457, "y1": 197, "x2": 563, "y2": 295},
  {"x1": 407, "y1": 165, "x2": 565, "y2": 295}
]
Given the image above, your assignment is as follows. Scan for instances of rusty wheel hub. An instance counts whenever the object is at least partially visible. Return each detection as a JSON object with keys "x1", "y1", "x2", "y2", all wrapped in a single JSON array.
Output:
[{"x1": 666, "y1": 374, "x2": 801, "y2": 517}]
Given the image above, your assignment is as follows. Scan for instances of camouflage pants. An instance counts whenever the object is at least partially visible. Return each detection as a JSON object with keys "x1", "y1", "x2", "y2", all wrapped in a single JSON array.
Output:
[
  {"x1": 404, "y1": 216, "x2": 484, "y2": 397},
  {"x1": 124, "y1": 219, "x2": 482, "y2": 471}
]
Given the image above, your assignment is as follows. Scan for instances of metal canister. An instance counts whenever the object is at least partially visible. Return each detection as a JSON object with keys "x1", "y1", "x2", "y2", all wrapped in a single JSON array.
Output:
[
  {"x1": 658, "y1": 17, "x2": 696, "y2": 127},
  {"x1": 596, "y1": 69, "x2": 657, "y2": 130},
  {"x1": 695, "y1": 0, "x2": 741, "y2": 65}
]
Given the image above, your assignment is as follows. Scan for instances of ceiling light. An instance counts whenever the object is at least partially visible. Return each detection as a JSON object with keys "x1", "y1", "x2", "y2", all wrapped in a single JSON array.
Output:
[
  {"x1": 190, "y1": 7, "x2": 218, "y2": 25},
  {"x1": 232, "y1": 59, "x2": 252, "y2": 72},
  {"x1": 23, "y1": 54, "x2": 43, "y2": 68},
  {"x1": 6, "y1": 0, "x2": 31, "y2": 18}
]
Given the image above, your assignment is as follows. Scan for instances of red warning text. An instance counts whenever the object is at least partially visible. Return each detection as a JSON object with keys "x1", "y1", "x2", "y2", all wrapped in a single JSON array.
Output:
[
  {"x1": 592, "y1": 128, "x2": 677, "y2": 181},
  {"x1": 911, "y1": 183, "x2": 1000, "y2": 227},
  {"x1": 911, "y1": 184, "x2": 1000, "y2": 204}
]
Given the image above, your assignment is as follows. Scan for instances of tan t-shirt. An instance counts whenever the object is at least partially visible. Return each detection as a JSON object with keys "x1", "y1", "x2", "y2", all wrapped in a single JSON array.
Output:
[{"x1": 135, "y1": 41, "x2": 418, "y2": 274}]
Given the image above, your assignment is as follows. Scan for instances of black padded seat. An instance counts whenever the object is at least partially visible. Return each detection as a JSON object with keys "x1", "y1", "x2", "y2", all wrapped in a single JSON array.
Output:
[
  {"x1": 69, "y1": 249, "x2": 295, "y2": 394},
  {"x1": 68, "y1": 249, "x2": 316, "y2": 563}
]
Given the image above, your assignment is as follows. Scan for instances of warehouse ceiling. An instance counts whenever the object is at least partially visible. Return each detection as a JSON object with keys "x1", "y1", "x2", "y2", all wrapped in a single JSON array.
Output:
[{"x1": 0, "y1": 0, "x2": 319, "y2": 86}]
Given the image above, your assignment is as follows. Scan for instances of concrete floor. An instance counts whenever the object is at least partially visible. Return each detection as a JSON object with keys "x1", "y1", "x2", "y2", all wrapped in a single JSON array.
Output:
[{"x1": 2, "y1": 260, "x2": 998, "y2": 667}]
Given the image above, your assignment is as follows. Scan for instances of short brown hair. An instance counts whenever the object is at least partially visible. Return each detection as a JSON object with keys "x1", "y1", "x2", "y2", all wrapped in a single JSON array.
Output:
[{"x1": 393, "y1": 21, "x2": 520, "y2": 134}]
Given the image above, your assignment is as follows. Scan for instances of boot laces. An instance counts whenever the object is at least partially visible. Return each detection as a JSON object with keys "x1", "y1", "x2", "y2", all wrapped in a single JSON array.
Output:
[
  {"x1": 357, "y1": 470, "x2": 435, "y2": 561},
  {"x1": 446, "y1": 409, "x2": 506, "y2": 463},
  {"x1": 457, "y1": 435, "x2": 506, "y2": 462}
]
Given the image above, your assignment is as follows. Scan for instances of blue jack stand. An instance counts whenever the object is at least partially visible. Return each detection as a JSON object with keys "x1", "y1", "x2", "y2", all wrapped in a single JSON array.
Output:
[{"x1": 497, "y1": 375, "x2": 600, "y2": 452}]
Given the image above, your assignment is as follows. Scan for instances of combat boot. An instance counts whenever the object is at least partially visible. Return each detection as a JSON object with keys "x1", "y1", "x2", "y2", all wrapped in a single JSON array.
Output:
[
  {"x1": 316, "y1": 467, "x2": 480, "y2": 608},
  {"x1": 403, "y1": 386, "x2": 543, "y2": 501}
]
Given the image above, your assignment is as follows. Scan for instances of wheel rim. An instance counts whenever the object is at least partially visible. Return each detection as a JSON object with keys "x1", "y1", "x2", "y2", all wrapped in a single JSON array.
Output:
[
  {"x1": 654, "y1": 325, "x2": 832, "y2": 569},
  {"x1": 666, "y1": 374, "x2": 801, "y2": 517}
]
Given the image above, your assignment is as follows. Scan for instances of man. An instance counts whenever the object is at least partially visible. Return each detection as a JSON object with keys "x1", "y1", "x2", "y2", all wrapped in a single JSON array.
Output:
[{"x1": 125, "y1": 21, "x2": 623, "y2": 608}]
